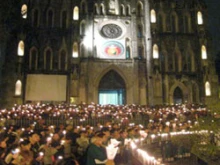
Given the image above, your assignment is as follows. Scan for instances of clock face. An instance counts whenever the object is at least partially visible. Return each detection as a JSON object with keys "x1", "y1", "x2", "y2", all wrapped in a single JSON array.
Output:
[
  {"x1": 101, "y1": 24, "x2": 123, "y2": 39},
  {"x1": 102, "y1": 41, "x2": 124, "y2": 57}
]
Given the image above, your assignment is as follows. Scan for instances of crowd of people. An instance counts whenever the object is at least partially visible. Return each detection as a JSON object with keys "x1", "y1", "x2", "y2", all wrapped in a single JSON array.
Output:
[{"x1": 0, "y1": 103, "x2": 210, "y2": 165}]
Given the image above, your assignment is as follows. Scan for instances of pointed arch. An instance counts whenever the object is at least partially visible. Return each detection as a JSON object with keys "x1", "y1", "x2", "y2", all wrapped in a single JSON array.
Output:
[
  {"x1": 100, "y1": 4, "x2": 105, "y2": 15},
  {"x1": 150, "y1": 9, "x2": 156, "y2": 23},
  {"x1": 174, "y1": 50, "x2": 182, "y2": 72},
  {"x1": 171, "y1": 12, "x2": 178, "y2": 32},
  {"x1": 47, "y1": 9, "x2": 54, "y2": 28},
  {"x1": 72, "y1": 42, "x2": 79, "y2": 58},
  {"x1": 157, "y1": 12, "x2": 164, "y2": 32},
  {"x1": 183, "y1": 13, "x2": 191, "y2": 33},
  {"x1": 201, "y1": 45, "x2": 207, "y2": 59},
  {"x1": 153, "y1": 44, "x2": 159, "y2": 59},
  {"x1": 18, "y1": 40, "x2": 25, "y2": 56},
  {"x1": 137, "y1": 1, "x2": 143, "y2": 17},
  {"x1": 120, "y1": 4, "x2": 125, "y2": 15},
  {"x1": 32, "y1": 8, "x2": 39, "y2": 27},
  {"x1": 197, "y1": 11, "x2": 203, "y2": 25},
  {"x1": 73, "y1": 6, "x2": 79, "y2": 20},
  {"x1": 21, "y1": 4, "x2": 28, "y2": 19},
  {"x1": 44, "y1": 47, "x2": 53, "y2": 70},
  {"x1": 169, "y1": 82, "x2": 189, "y2": 104},
  {"x1": 59, "y1": 49, "x2": 67, "y2": 70},
  {"x1": 61, "y1": 10, "x2": 67, "y2": 29},
  {"x1": 137, "y1": 23, "x2": 144, "y2": 38},
  {"x1": 205, "y1": 81, "x2": 211, "y2": 96},
  {"x1": 29, "y1": 47, "x2": 38, "y2": 70},
  {"x1": 94, "y1": 4, "x2": 99, "y2": 15},
  {"x1": 15, "y1": 80, "x2": 22, "y2": 96}
]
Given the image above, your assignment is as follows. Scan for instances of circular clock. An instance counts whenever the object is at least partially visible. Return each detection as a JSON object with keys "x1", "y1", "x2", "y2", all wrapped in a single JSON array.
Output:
[{"x1": 101, "y1": 24, "x2": 123, "y2": 39}]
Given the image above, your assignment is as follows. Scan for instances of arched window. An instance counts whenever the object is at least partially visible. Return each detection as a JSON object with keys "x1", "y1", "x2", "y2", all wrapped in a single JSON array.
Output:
[
  {"x1": 32, "y1": 9, "x2": 39, "y2": 27},
  {"x1": 94, "y1": 4, "x2": 98, "y2": 15},
  {"x1": 158, "y1": 14, "x2": 163, "y2": 32},
  {"x1": 150, "y1": 9, "x2": 156, "y2": 23},
  {"x1": 15, "y1": 80, "x2": 22, "y2": 96},
  {"x1": 153, "y1": 44, "x2": 159, "y2": 59},
  {"x1": 126, "y1": 5, "x2": 130, "y2": 16},
  {"x1": 138, "y1": 45, "x2": 144, "y2": 59},
  {"x1": 183, "y1": 15, "x2": 191, "y2": 33},
  {"x1": 73, "y1": 6, "x2": 79, "y2": 20},
  {"x1": 171, "y1": 14, "x2": 178, "y2": 32},
  {"x1": 18, "y1": 40, "x2": 25, "y2": 56},
  {"x1": 137, "y1": 2, "x2": 143, "y2": 17},
  {"x1": 59, "y1": 50, "x2": 67, "y2": 70},
  {"x1": 47, "y1": 9, "x2": 53, "y2": 28},
  {"x1": 29, "y1": 48, "x2": 38, "y2": 70},
  {"x1": 205, "y1": 81, "x2": 211, "y2": 96},
  {"x1": 197, "y1": 11, "x2": 203, "y2": 25},
  {"x1": 80, "y1": 21, "x2": 86, "y2": 36},
  {"x1": 81, "y1": 1, "x2": 86, "y2": 14},
  {"x1": 21, "y1": 4, "x2": 28, "y2": 19},
  {"x1": 100, "y1": 4, "x2": 105, "y2": 15},
  {"x1": 137, "y1": 24, "x2": 143, "y2": 38},
  {"x1": 61, "y1": 11, "x2": 67, "y2": 29},
  {"x1": 72, "y1": 42, "x2": 79, "y2": 58},
  {"x1": 201, "y1": 45, "x2": 207, "y2": 59},
  {"x1": 44, "y1": 49, "x2": 52, "y2": 70},
  {"x1": 120, "y1": 5, "x2": 125, "y2": 15}
]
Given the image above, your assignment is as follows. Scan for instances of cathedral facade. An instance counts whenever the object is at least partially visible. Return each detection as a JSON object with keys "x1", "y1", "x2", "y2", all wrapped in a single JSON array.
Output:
[{"x1": 1, "y1": 0, "x2": 219, "y2": 106}]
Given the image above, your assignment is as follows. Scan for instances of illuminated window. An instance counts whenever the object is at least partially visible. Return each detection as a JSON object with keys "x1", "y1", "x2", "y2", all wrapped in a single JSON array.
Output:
[
  {"x1": 205, "y1": 81, "x2": 211, "y2": 96},
  {"x1": 73, "y1": 6, "x2": 79, "y2": 20},
  {"x1": 150, "y1": 9, "x2": 156, "y2": 23},
  {"x1": 15, "y1": 80, "x2": 22, "y2": 96},
  {"x1": 21, "y1": 4, "x2": 27, "y2": 19},
  {"x1": 18, "y1": 40, "x2": 25, "y2": 56},
  {"x1": 153, "y1": 44, "x2": 159, "y2": 59},
  {"x1": 72, "y1": 42, "x2": 79, "y2": 58},
  {"x1": 197, "y1": 11, "x2": 203, "y2": 25},
  {"x1": 201, "y1": 45, "x2": 207, "y2": 59}
]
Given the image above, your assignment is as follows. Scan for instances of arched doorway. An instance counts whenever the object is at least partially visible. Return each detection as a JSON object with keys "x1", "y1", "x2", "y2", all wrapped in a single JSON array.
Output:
[
  {"x1": 173, "y1": 87, "x2": 183, "y2": 104},
  {"x1": 98, "y1": 70, "x2": 126, "y2": 105}
]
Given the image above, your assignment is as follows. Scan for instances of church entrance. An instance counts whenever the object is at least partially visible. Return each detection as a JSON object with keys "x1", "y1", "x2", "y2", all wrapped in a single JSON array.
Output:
[
  {"x1": 98, "y1": 70, "x2": 126, "y2": 105},
  {"x1": 173, "y1": 87, "x2": 183, "y2": 104}
]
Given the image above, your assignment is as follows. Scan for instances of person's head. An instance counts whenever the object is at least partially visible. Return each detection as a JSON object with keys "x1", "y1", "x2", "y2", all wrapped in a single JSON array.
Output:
[
  {"x1": 101, "y1": 127, "x2": 110, "y2": 137},
  {"x1": 52, "y1": 133, "x2": 60, "y2": 141},
  {"x1": 29, "y1": 133, "x2": 40, "y2": 144},
  {"x1": 91, "y1": 132, "x2": 105, "y2": 146},
  {"x1": 20, "y1": 139, "x2": 31, "y2": 151}
]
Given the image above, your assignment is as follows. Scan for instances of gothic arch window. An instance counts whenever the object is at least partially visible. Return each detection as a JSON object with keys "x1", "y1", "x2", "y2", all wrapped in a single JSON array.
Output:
[
  {"x1": 197, "y1": 11, "x2": 203, "y2": 25},
  {"x1": 29, "y1": 47, "x2": 38, "y2": 70},
  {"x1": 201, "y1": 45, "x2": 207, "y2": 59},
  {"x1": 151, "y1": 9, "x2": 156, "y2": 23},
  {"x1": 72, "y1": 42, "x2": 79, "y2": 58},
  {"x1": 183, "y1": 14, "x2": 191, "y2": 33},
  {"x1": 47, "y1": 9, "x2": 53, "y2": 28},
  {"x1": 173, "y1": 87, "x2": 183, "y2": 104},
  {"x1": 15, "y1": 80, "x2": 22, "y2": 96},
  {"x1": 44, "y1": 48, "x2": 53, "y2": 70},
  {"x1": 80, "y1": 20, "x2": 86, "y2": 36},
  {"x1": 21, "y1": 4, "x2": 27, "y2": 19},
  {"x1": 158, "y1": 14, "x2": 164, "y2": 32},
  {"x1": 59, "y1": 50, "x2": 67, "y2": 70},
  {"x1": 32, "y1": 9, "x2": 39, "y2": 27},
  {"x1": 73, "y1": 6, "x2": 79, "y2": 20},
  {"x1": 171, "y1": 13, "x2": 178, "y2": 32},
  {"x1": 120, "y1": 5, "x2": 125, "y2": 15},
  {"x1": 175, "y1": 51, "x2": 182, "y2": 72},
  {"x1": 61, "y1": 10, "x2": 67, "y2": 29},
  {"x1": 205, "y1": 81, "x2": 211, "y2": 96},
  {"x1": 94, "y1": 4, "x2": 99, "y2": 15},
  {"x1": 18, "y1": 40, "x2": 25, "y2": 56},
  {"x1": 138, "y1": 45, "x2": 144, "y2": 59},
  {"x1": 168, "y1": 54, "x2": 174, "y2": 71},
  {"x1": 153, "y1": 44, "x2": 159, "y2": 59},
  {"x1": 126, "y1": 5, "x2": 130, "y2": 16},
  {"x1": 161, "y1": 50, "x2": 168, "y2": 71},
  {"x1": 126, "y1": 38, "x2": 131, "y2": 59},
  {"x1": 100, "y1": 4, "x2": 105, "y2": 15},
  {"x1": 137, "y1": 24, "x2": 143, "y2": 38},
  {"x1": 137, "y1": 2, "x2": 143, "y2": 17},
  {"x1": 81, "y1": 1, "x2": 87, "y2": 14}
]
